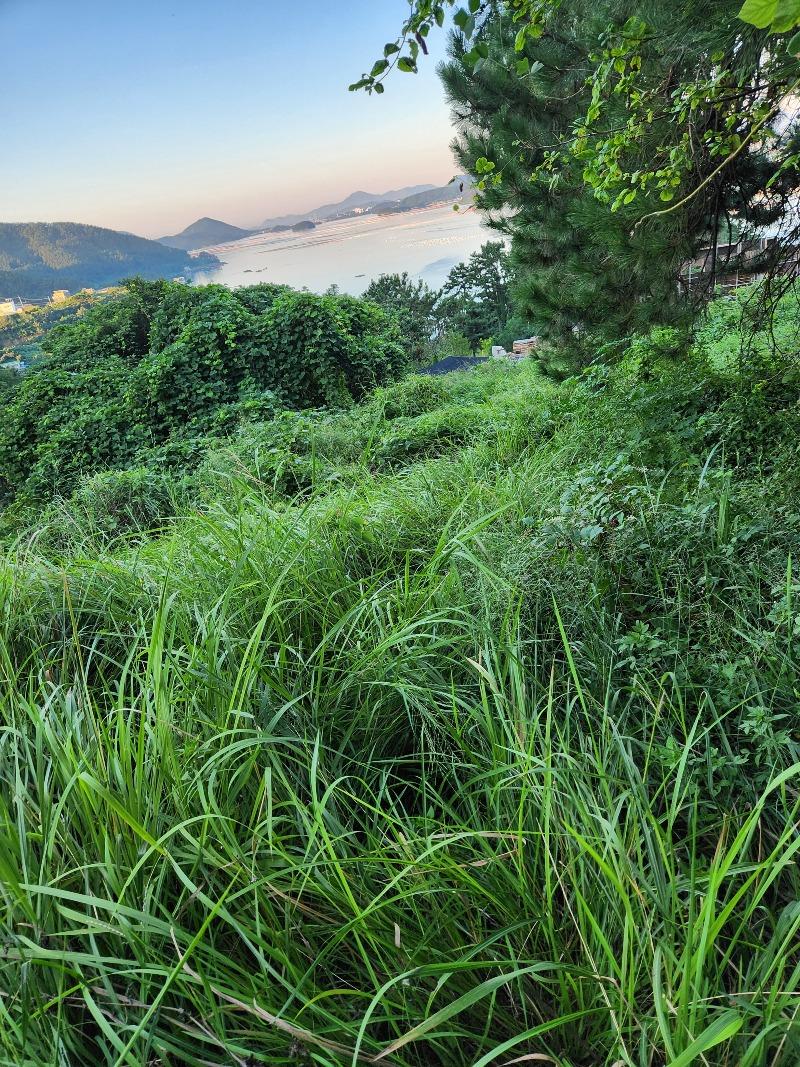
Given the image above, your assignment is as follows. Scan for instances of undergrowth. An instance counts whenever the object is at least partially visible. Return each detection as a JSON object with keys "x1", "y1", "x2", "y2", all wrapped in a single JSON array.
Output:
[{"x1": 0, "y1": 347, "x2": 799, "y2": 1064}]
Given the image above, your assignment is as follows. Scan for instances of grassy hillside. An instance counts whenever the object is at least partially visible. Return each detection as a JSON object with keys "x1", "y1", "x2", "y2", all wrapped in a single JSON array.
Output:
[
  {"x1": 0, "y1": 222, "x2": 219, "y2": 299},
  {"x1": 0, "y1": 294, "x2": 799, "y2": 1063}
]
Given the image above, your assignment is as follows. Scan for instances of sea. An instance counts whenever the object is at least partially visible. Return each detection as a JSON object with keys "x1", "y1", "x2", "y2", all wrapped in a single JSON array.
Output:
[{"x1": 191, "y1": 203, "x2": 494, "y2": 295}]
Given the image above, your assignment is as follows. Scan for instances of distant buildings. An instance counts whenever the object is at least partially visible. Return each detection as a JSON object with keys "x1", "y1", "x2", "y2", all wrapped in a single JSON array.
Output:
[
  {"x1": 0, "y1": 299, "x2": 17, "y2": 317},
  {"x1": 679, "y1": 236, "x2": 793, "y2": 294},
  {"x1": 512, "y1": 337, "x2": 539, "y2": 356}
]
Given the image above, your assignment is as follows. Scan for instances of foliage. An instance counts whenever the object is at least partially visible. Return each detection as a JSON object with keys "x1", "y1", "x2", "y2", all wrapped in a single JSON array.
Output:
[
  {"x1": 0, "y1": 280, "x2": 409, "y2": 511},
  {"x1": 360, "y1": 1, "x2": 800, "y2": 316},
  {"x1": 363, "y1": 248, "x2": 523, "y2": 359},
  {"x1": 437, "y1": 240, "x2": 512, "y2": 351},
  {"x1": 2, "y1": 324, "x2": 800, "y2": 1060},
  {"x1": 0, "y1": 290, "x2": 113, "y2": 362},
  {"x1": 439, "y1": 4, "x2": 800, "y2": 361},
  {"x1": 740, "y1": 0, "x2": 800, "y2": 35},
  {"x1": 362, "y1": 272, "x2": 440, "y2": 362}
]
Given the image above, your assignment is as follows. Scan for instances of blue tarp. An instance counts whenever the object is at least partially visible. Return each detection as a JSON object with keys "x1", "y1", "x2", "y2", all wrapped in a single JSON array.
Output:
[{"x1": 418, "y1": 356, "x2": 487, "y2": 376}]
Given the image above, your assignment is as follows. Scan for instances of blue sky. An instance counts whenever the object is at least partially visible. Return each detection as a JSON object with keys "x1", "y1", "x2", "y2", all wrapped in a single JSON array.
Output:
[{"x1": 1, "y1": 0, "x2": 458, "y2": 237}]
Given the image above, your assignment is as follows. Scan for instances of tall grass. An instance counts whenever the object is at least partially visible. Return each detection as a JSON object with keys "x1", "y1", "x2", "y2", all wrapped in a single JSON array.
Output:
[{"x1": 0, "y1": 361, "x2": 798, "y2": 1064}]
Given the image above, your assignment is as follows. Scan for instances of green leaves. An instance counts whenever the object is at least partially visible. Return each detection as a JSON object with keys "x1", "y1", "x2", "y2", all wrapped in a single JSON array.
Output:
[
  {"x1": 464, "y1": 40, "x2": 489, "y2": 66},
  {"x1": 739, "y1": 0, "x2": 800, "y2": 31},
  {"x1": 454, "y1": 7, "x2": 476, "y2": 36}
]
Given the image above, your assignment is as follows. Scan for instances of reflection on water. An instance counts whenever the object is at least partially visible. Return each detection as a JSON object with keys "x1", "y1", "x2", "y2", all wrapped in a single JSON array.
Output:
[{"x1": 192, "y1": 204, "x2": 493, "y2": 294}]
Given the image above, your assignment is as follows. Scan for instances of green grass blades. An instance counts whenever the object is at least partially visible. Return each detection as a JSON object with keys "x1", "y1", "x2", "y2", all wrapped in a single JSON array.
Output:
[{"x1": 0, "y1": 358, "x2": 799, "y2": 1064}]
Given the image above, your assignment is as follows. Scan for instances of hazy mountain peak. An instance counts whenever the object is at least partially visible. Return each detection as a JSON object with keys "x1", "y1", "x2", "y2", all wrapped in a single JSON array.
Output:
[{"x1": 158, "y1": 217, "x2": 255, "y2": 251}]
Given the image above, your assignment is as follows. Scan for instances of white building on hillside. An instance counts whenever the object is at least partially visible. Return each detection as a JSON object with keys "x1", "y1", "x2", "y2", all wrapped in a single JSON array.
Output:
[{"x1": 0, "y1": 299, "x2": 17, "y2": 317}]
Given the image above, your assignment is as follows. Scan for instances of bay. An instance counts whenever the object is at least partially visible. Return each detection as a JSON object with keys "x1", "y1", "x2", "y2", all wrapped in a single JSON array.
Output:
[{"x1": 192, "y1": 203, "x2": 493, "y2": 295}]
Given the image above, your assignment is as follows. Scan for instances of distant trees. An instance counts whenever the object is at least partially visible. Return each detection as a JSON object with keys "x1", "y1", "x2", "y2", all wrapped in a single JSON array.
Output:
[
  {"x1": 365, "y1": 245, "x2": 524, "y2": 358},
  {"x1": 438, "y1": 242, "x2": 512, "y2": 352},
  {"x1": 363, "y1": 272, "x2": 440, "y2": 361}
]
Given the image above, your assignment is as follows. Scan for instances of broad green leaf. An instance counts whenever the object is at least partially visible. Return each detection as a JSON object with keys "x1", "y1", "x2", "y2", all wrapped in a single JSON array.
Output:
[
  {"x1": 738, "y1": 0, "x2": 778, "y2": 27},
  {"x1": 772, "y1": 0, "x2": 800, "y2": 30}
]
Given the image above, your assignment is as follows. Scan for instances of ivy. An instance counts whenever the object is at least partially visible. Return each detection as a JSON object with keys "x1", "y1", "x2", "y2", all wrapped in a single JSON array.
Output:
[{"x1": 0, "y1": 281, "x2": 410, "y2": 509}]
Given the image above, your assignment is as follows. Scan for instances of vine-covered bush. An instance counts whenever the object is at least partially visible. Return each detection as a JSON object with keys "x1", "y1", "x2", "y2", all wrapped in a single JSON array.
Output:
[
  {"x1": 255, "y1": 290, "x2": 407, "y2": 409},
  {"x1": 0, "y1": 279, "x2": 409, "y2": 509}
]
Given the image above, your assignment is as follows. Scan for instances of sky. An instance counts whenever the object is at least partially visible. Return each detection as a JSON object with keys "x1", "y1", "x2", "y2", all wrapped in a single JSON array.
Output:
[{"x1": 1, "y1": 0, "x2": 458, "y2": 237}]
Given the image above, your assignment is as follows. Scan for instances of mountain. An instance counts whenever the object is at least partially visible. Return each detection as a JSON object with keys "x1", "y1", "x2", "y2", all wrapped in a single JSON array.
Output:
[
  {"x1": 257, "y1": 184, "x2": 438, "y2": 230},
  {"x1": 366, "y1": 177, "x2": 476, "y2": 216},
  {"x1": 158, "y1": 217, "x2": 255, "y2": 251},
  {"x1": 0, "y1": 222, "x2": 219, "y2": 300}
]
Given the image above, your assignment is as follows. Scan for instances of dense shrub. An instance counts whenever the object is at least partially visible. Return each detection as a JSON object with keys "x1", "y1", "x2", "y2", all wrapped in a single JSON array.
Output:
[{"x1": 0, "y1": 279, "x2": 410, "y2": 510}]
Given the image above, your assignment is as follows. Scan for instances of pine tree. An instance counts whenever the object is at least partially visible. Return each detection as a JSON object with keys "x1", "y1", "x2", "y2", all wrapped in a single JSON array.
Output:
[{"x1": 438, "y1": 0, "x2": 800, "y2": 372}]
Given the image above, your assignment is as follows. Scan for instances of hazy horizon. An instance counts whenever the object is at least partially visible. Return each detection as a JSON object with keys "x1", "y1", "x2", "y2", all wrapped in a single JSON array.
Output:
[{"x1": 2, "y1": 0, "x2": 457, "y2": 238}]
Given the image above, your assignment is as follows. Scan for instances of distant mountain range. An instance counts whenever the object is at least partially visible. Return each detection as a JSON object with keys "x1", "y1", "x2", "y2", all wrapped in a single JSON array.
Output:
[
  {"x1": 256, "y1": 184, "x2": 439, "y2": 230},
  {"x1": 366, "y1": 179, "x2": 475, "y2": 215},
  {"x1": 157, "y1": 179, "x2": 475, "y2": 252},
  {"x1": 0, "y1": 222, "x2": 219, "y2": 300}
]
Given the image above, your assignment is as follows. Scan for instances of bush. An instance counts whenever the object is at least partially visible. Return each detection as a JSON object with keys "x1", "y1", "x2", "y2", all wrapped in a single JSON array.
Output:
[
  {"x1": 376, "y1": 374, "x2": 452, "y2": 419},
  {"x1": 0, "y1": 280, "x2": 411, "y2": 512}
]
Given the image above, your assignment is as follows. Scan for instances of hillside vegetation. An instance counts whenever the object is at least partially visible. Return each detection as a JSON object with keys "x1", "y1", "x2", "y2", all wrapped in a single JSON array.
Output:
[
  {"x1": 0, "y1": 222, "x2": 219, "y2": 299},
  {"x1": 0, "y1": 279, "x2": 408, "y2": 521},
  {"x1": 0, "y1": 278, "x2": 799, "y2": 1063}
]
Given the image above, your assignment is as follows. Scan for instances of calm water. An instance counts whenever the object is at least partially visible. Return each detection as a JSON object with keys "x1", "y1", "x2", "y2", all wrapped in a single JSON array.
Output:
[{"x1": 192, "y1": 204, "x2": 493, "y2": 295}]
